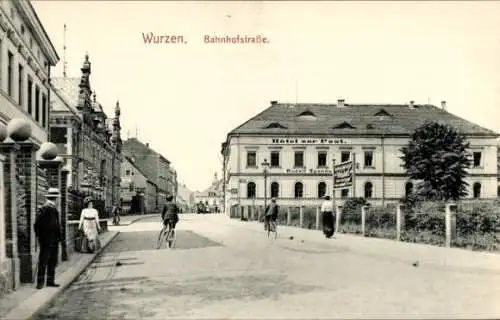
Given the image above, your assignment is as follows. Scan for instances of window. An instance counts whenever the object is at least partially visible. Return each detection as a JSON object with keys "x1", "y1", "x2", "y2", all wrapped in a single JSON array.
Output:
[
  {"x1": 341, "y1": 189, "x2": 349, "y2": 198},
  {"x1": 270, "y1": 151, "x2": 280, "y2": 167},
  {"x1": 27, "y1": 76, "x2": 33, "y2": 115},
  {"x1": 129, "y1": 182, "x2": 134, "y2": 192},
  {"x1": 318, "y1": 152, "x2": 327, "y2": 167},
  {"x1": 364, "y1": 182, "x2": 373, "y2": 198},
  {"x1": 473, "y1": 183, "x2": 481, "y2": 199},
  {"x1": 125, "y1": 170, "x2": 130, "y2": 176},
  {"x1": 405, "y1": 182, "x2": 413, "y2": 197},
  {"x1": 18, "y1": 64, "x2": 23, "y2": 106},
  {"x1": 7, "y1": 51, "x2": 13, "y2": 97},
  {"x1": 42, "y1": 94, "x2": 47, "y2": 128},
  {"x1": 341, "y1": 151, "x2": 350, "y2": 162},
  {"x1": 246, "y1": 151, "x2": 256, "y2": 167},
  {"x1": 318, "y1": 182, "x2": 326, "y2": 198},
  {"x1": 247, "y1": 182, "x2": 256, "y2": 198},
  {"x1": 294, "y1": 182, "x2": 303, "y2": 198},
  {"x1": 35, "y1": 86, "x2": 40, "y2": 122},
  {"x1": 294, "y1": 151, "x2": 304, "y2": 167},
  {"x1": 271, "y1": 182, "x2": 279, "y2": 198},
  {"x1": 364, "y1": 151, "x2": 374, "y2": 167},
  {"x1": 473, "y1": 152, "x2": 482, "y2": 167}
]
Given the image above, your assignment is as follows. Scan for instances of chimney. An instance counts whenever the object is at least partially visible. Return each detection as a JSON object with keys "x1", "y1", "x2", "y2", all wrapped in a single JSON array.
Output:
[
  {"x1": 409, "y1": 101, "x2": 415, "y2": 109},
  {"x1": 441, "y1": 100, "x2": 447, "y2": 111},
  {"x1": 337, "y1": 99, "x2": 345, "y2": 108},
  {"x1": 146, "y1": 143, "x2": 149, "y2": 147},
  {"x1": 270, "y1": 100, "x2": 278, "y2": 105}
]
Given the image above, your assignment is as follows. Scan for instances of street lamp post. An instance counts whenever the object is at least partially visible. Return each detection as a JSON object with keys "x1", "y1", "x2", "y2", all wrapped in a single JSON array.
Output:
[{"x1": 261, "y1": 159, "x2": 270, "y2": 217}]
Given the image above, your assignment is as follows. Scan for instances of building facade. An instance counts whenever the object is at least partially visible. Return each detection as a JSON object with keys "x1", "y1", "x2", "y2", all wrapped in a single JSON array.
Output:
[
  {"x1": 0, "y1": 0, "x2": 59, "y2": 291},
  {"x1": 120, "y1": 155, "x2": 157, "y2": 214},
  {"x1": 177, "y1": 183, "x2": 194, "y2": 212},
  {"x1": 194, "y1": 173, "x2": 223, "y2": 213},
  {"x1": 222, "y1": 100, "x2": 499, "y2": 214},
  {"x1": 50, "y1": 54, "x2": 122, "y2": 217},
  {"x1": 122, "y1": 138, "x2": 177, "y2": 210}
]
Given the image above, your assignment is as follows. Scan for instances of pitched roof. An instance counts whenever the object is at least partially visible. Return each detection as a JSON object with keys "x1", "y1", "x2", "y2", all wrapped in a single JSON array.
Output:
[
  {"x1": 51, "y1": 77, "x2": 107, "y2": 114},
  {"x1": 123, "y1": 155, "x2": 156, "y2": 185},
  {"x1": 51, "y1": 77, "x2": 80, "y2": 112},
  {"x1": 228, "y1": 102, "x2": 499, "y2": 137}
]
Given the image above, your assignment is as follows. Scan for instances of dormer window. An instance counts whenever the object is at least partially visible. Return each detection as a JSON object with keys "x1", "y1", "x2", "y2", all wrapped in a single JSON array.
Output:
[
  {"x1": 333, "y1": 121, "x2": 356, "y2": 129},
  {"x1": 298, "y1": 110, "x2": 315, "y2": 117},
  {"x1": 264, "y1": 122, "x2": 287, "y2": 129},
  {"x1": 373, "y1": 109, "x2": 392, "y2": 117}
]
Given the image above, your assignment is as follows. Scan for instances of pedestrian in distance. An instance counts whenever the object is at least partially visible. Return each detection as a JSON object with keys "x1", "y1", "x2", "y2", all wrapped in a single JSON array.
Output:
[
  {"x1": 78, "y1": 196, "x2": 102, "y2": 253},
  {"x1": 34, "y1": 188, "x2": 62, "y2": 289},
  {"x1": 264, "y1": 197, "x2": 279, "y2": 231},
  {"x1": 321, "y1": 195, "x2": 335, "y2": 238}
]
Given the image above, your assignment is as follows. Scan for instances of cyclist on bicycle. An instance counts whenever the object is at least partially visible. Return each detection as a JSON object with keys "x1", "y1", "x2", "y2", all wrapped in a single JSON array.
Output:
[
  {"x1": 162, "y1": 195, "x2": 179, "y2": 230},
  {"x1": 112, "y1": 204, "x2": 121, "y2": 225},
  {"x1": 264, "y1": 197, "x2": 278, "y2": 231}
]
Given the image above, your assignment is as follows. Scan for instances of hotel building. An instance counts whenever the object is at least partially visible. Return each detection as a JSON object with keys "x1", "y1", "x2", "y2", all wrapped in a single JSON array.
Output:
[{"x1": 221, "y1": 100, "x2": 499, "y2": 214}]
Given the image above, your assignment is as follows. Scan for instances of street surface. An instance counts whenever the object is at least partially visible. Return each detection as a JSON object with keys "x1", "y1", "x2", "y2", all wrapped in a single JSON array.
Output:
[{"x1": 34, "y1": 214, "x2": 500, "y2": 319}]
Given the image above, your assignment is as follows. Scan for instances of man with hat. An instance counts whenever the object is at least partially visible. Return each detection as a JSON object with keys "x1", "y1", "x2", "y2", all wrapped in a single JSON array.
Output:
[
  {"x1": 264, "y1": 197, "x2": 279, "y2": 231},
  {"x1": 34, "y1": 187, "x2": 61, "y2": 289}
]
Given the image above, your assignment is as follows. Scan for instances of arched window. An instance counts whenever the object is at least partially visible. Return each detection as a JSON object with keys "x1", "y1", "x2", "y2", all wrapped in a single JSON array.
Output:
[
  {"x1": 271, "y1": 182, "x2": 279, "y2": 198},
  {"x1": 364, "y1": 182, "x2": 373, "y2": 198},
  {"x1": 405, "y1": 182, "x2": 414, "y2": 196},
  {"x1": 247, "y1": 182, "x2": 256, "y2": 198},
  {"x1": 294, "y1": 182, "x2": 303, "y2": 198},
  {"x1": 473, "y1": 182, "x2": 481, "y2": 199},
  {"x1": 317, "y1": 182, "x2": 326, "y2": 198}
]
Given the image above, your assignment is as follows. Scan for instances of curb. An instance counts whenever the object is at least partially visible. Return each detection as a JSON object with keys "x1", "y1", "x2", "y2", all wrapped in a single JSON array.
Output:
[{"x1": 5, "y1": 231, "x2": 120, "y2": 320}]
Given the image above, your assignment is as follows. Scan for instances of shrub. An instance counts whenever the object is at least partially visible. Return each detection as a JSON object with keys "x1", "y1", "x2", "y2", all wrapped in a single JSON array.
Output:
[
  {"x1": 289, "y1": 207, "x2": 300, "y2": 227},
  {"x1": 365, "y1": 206, "x2": 396, "y2": 239}
]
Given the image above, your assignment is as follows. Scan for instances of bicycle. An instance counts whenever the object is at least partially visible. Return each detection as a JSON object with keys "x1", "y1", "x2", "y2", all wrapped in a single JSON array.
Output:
[
  {"x1": 156, "y1": 220, "x2": 176, "y2": 249},
  {"x1": 266, "y1": 217, "x2": 278, "y2": 239}
]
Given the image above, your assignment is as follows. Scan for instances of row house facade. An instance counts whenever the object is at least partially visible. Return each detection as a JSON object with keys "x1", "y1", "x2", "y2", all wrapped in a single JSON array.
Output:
[
  {"x1": 121, "y1": 155, "x2": 157, "y2": 214},
  {"x1": 49, "y1": 54, "x2": 122, "y2": 219},
  {"x1": 222, "y1": 100, "x2": 499, "y2": 214},
  {"x1": 0, "y1": 0, "x2": 59, "y2": 292},
  {"x1": 122, "y1": 138, "x2": 177, "y2": 210}
]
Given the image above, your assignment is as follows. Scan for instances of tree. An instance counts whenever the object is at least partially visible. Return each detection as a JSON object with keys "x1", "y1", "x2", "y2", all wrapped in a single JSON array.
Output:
[{"x1": 400, "y1": 121, "x2": 471, "y2": 201}]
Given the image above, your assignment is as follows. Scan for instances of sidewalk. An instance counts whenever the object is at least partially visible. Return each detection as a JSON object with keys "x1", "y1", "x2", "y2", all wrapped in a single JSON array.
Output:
[
  {"x1": 114, "y1": 213, "x2": 158, "y2": 226},
  {"x1": 213, "y1": 215, "x2": 500, "y2": 274},
  {"x1": 0, "y1": 231, "x2": 119, "y2": 320}
]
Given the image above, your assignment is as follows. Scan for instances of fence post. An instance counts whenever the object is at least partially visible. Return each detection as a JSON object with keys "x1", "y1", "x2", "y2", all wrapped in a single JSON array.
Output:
[
  {"x1": 316, "y1": 206, "x2": 320, "y2": 230},
  {"x1": 396, "y1": 204, "x2": 404, "y2": 241},
  {"x1": 335, "y1": 205, "x2": 342, "y2": 233},
  {"x1": 361, "y1": 205, "x2": 367, "y2": 237},
  {"x1": 286, "y1": 207, "x2": 291, "y2": 226},
  {"x1": 445, "y1": 202, "x2": 457, "y2": 248},
  {"x1": 299, "y1": 206, "x2": 304, "y2": 228}
]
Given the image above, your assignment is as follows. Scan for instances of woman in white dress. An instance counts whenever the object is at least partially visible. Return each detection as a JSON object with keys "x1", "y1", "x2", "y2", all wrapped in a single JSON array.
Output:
[{"x1": 78, "y1": 197, "x2": 101, "y2": 253}]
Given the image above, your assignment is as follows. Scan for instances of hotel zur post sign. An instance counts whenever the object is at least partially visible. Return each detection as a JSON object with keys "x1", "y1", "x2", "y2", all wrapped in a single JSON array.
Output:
[{"x1": 271, "y1": 137, "x2": 350, "y2": 145}]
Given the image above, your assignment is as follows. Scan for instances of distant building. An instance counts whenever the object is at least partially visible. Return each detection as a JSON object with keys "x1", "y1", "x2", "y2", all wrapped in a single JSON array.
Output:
[
  {"x1": 120, "y1": 156, "x2": 157, "y2": 214},
  {"x1": 222, "y1": 100, "x2": 499, "y2": 215},
  {"x1": 177, "y1": 183, "x2": 194, "y2": 212},
  {"x1": 122, "y1": 138, "x2": 177, "y2": 210},
  {"x1": 194, "y1": 173, "x2": 223, "y2": 213}
]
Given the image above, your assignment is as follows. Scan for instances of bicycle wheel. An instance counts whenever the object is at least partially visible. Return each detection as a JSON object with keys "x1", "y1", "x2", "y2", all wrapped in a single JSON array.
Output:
[
  {"x1": 167, "y1": 230, "x2": 176, "y2": 248},
  {"x1": 156, "y1": 228, "x2": 166, "y2": 249}
]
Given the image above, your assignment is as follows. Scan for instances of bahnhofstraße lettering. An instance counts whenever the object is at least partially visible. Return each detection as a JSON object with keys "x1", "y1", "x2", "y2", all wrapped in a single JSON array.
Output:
[{"x1": 204, "y1": 35, "x2": 270, "y2": 44}]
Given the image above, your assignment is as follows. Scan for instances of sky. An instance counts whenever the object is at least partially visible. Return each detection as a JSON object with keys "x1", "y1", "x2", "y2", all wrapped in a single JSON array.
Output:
[{"x1": 32, "y1": 1, "x2": 500, "y2": 192}]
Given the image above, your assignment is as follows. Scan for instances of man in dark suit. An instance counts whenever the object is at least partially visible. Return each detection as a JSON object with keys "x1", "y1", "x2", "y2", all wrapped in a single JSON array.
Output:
[{"x1": 34, "y1": 188, "x2": 61, "y2": 289}]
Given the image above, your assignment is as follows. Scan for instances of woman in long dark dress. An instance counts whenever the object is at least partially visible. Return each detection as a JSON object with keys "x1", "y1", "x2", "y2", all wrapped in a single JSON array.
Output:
[{"x1": 320, "y1": 196, "x2": 335, "y2": 238}]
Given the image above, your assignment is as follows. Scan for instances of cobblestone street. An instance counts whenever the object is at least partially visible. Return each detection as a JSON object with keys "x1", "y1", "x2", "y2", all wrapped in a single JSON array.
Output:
[{"x1": 33, "y1": 214, "x2": 500, "y2": 319}]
